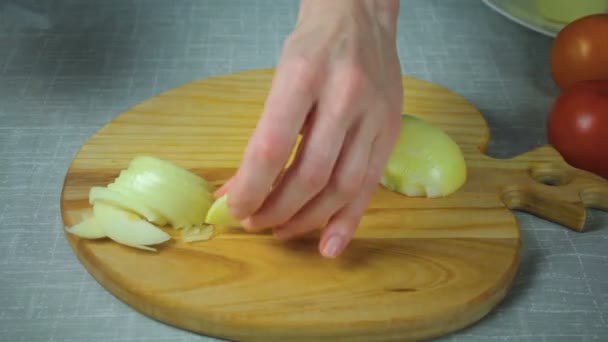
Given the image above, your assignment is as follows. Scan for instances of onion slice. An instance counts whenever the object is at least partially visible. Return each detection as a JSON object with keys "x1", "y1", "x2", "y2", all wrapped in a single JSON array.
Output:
[
  {"x1": 65, "y1": 217, "x2": 106, "y2": 239},
  {"x1": 108, "y1": 159, "x2": 213, "y2": 229},
  {"x1": 93, "y1": 202, "x2": 171, "y2": 251},
  {"x1": 89, "y1": 186, "x2": 167, "y2": 226}
]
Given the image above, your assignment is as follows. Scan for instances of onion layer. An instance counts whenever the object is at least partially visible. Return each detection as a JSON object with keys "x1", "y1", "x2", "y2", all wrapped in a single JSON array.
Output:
[
  {"x1": 93, "y1": 202, "x2": 171, "y2": 251},
  {"x1": 65, "y1": 217, "x2": 106, "y2": 239}
]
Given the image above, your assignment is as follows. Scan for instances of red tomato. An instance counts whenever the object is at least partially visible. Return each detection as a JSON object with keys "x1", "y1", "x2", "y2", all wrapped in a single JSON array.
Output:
[
  {"x1": 547, "y1": 80, "x2": 608, "y2": 179},
  {"x1": 550, "y1": 14, "x2": 608, "y2": 90}
]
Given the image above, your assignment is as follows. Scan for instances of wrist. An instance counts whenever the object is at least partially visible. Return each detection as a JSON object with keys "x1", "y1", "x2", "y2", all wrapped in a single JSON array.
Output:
[{"x1": 298, "y1": 0, "x2": 399, "y2": 32}]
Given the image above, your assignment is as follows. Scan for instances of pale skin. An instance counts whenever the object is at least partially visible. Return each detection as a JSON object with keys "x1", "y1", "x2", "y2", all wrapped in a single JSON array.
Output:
[{"x1": 216, "y1": 0, "x2": 403, "y2": 258}]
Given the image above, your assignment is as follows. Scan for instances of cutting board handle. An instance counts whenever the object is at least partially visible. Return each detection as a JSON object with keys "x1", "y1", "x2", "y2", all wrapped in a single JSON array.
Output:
[{"x1": 487, "y1": 145, "x2": 608, "y2": 231}]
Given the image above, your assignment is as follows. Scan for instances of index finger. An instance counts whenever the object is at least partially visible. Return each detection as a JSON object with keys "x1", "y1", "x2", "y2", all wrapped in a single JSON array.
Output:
[{"x1": 227, "y1": 59, "x2": 318, "y2": 220}]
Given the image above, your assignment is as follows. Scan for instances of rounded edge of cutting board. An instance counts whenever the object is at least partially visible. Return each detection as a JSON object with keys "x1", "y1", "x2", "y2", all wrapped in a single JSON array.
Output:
[{"x1": 60, "y1": 68, "x2": 521, "y2": 342}]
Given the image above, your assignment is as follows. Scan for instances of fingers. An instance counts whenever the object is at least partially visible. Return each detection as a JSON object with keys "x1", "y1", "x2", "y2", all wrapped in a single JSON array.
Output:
[
  {"x1": 316, "y1": 160, "x2": 378, "y2": 259},
  {"x1": 319, "y1": 124, "x2": 400, "y2": 258},
  {"x1": 226, "y1": 57, "x2": 319, "y2": 220},
  {"x1": 273, "y1": 119, "x2": 377, "y2": 241},
  {"x1": 214, "y1": 177, "x2": 234, "y2": 198},
  {"x1": 243, "y1": 64, "x2": 373, "y2": 231},
  {"x1": 244, "y1": 105, "x2": 348, "y2": 231}
]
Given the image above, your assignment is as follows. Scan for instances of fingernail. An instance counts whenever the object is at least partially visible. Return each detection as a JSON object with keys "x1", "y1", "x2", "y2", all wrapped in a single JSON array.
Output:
[{"x1": 321, "y1": 235, "x2": 343, "y2": 258}]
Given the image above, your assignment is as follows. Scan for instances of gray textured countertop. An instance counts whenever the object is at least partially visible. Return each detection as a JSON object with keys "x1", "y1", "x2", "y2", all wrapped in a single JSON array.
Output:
[{"x1": 1, "y1": 1, "x2": 607, "y2": 341}]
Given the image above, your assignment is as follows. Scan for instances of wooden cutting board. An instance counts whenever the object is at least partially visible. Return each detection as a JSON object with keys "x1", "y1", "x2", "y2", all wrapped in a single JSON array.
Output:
[{"x1": 61, "y1": 68, "x2": 608, "y2": 342}]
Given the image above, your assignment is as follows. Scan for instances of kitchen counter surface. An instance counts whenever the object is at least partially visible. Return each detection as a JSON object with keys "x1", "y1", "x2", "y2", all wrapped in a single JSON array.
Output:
[{"x1": 1, "y1": 1, "x2": 606, "y2": 341}]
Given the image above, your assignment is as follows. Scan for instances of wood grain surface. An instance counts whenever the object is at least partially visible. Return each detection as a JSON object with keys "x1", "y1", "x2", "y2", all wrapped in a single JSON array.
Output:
[{"x1": 60, "y1": 68, "x2": 608, "y2": 342}]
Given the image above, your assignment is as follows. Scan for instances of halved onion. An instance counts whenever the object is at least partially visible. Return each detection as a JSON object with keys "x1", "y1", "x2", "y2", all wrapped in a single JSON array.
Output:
[{"x1": 381, "y1": 114, "x2": 467, "y2": 197}]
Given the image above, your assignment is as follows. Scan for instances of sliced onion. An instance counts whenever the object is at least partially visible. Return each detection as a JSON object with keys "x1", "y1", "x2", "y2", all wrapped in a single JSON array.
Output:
[
  {"x1": 66, "y1": 156, "x2": 218, "y2": 251},
  {"x1": 130, "y1": 156, "x2": 214, "y2": 194},
  {"x1": 65, "y1": 217, "x2": 106, "y2": 239},
  {"x1": 381, "y1": 114, "x2": 467, "y2": 198},
  {"x1": 107, "y1": 157, "x2": 213, "y2": 229},
  {"x1": 89, "y1": 186, "x2": 167, "y2": 226},
  {"x1": 93, "y1": 202, "x2": 171, "y2": 251}
]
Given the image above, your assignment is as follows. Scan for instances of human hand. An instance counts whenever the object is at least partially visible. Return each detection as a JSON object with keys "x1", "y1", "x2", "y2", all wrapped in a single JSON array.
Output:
[{"x1": 218, "y1": 0, "x2": 403, "y2": 258}]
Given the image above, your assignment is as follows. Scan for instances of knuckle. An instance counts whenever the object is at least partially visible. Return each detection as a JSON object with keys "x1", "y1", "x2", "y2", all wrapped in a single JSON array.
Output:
[
  {"x1": 229, "y1": 192, "x2": 261, "y2": 217},
  {"x1": 298, "y1": 165, "x2": 330, "y2": 192},
  {"x1": 325, "y1": 102, "x2": 353, "y2": 123},
  {"x1": 378, "y1": 106, "x2": 402, "y2": 139},
  {"x1": 277, "y1": 220, "x2": 300, "y2": 235},
  {"x1": 283, "y1": 32, "x2": 302, "y2": 49},
  {"x1": 364, "y1": 167, "x2": 383, "y2": 187},
  {"x1": 334, "y1": 171, "x2": 365, "y2": 200},
  {"x1": 285, "y1": 55, "x2": 319, "y2": 96},
  {"x1": 386, "y1": 115, "x2": 402, "y2": 134},
  {"x1": 252, "y1": 204, "x2": 291, "y2": 228},
  {"x1": 340, "y1": 216, "x2": 361, "y2": 234},
  {"x1": 339, "y1": 62, "x2": 370, "y2": 97},
  {"x1": 325, "y1": 64, "x2": 370, "y2": 122},
  {"x1": 302, "y1": 169, "x2": 329, "y2": 191},
  {"x1": 292, "y1": 213, "x2": 330, "y2": 234},
  {"x1": 252, "y1": 135, "x2": 285, "y2": 168},
  {"x1": 388, "y1": 116, "x2": 402, "y2": 139},
  {"x1": 269, "y1": 212, "x2": 291, "y2": 227},
  {"x1": 287, "y1": 219, "x2": 317, "y2": 235},
  {"x1": 288, "y1": 54, "x2": 315, "y2": 76}
]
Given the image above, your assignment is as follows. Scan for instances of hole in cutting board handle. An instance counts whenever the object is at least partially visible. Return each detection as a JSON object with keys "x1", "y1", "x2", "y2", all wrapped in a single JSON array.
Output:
[{"x1": 529, "y1": 165, "x2": 572, "y2": 186}]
